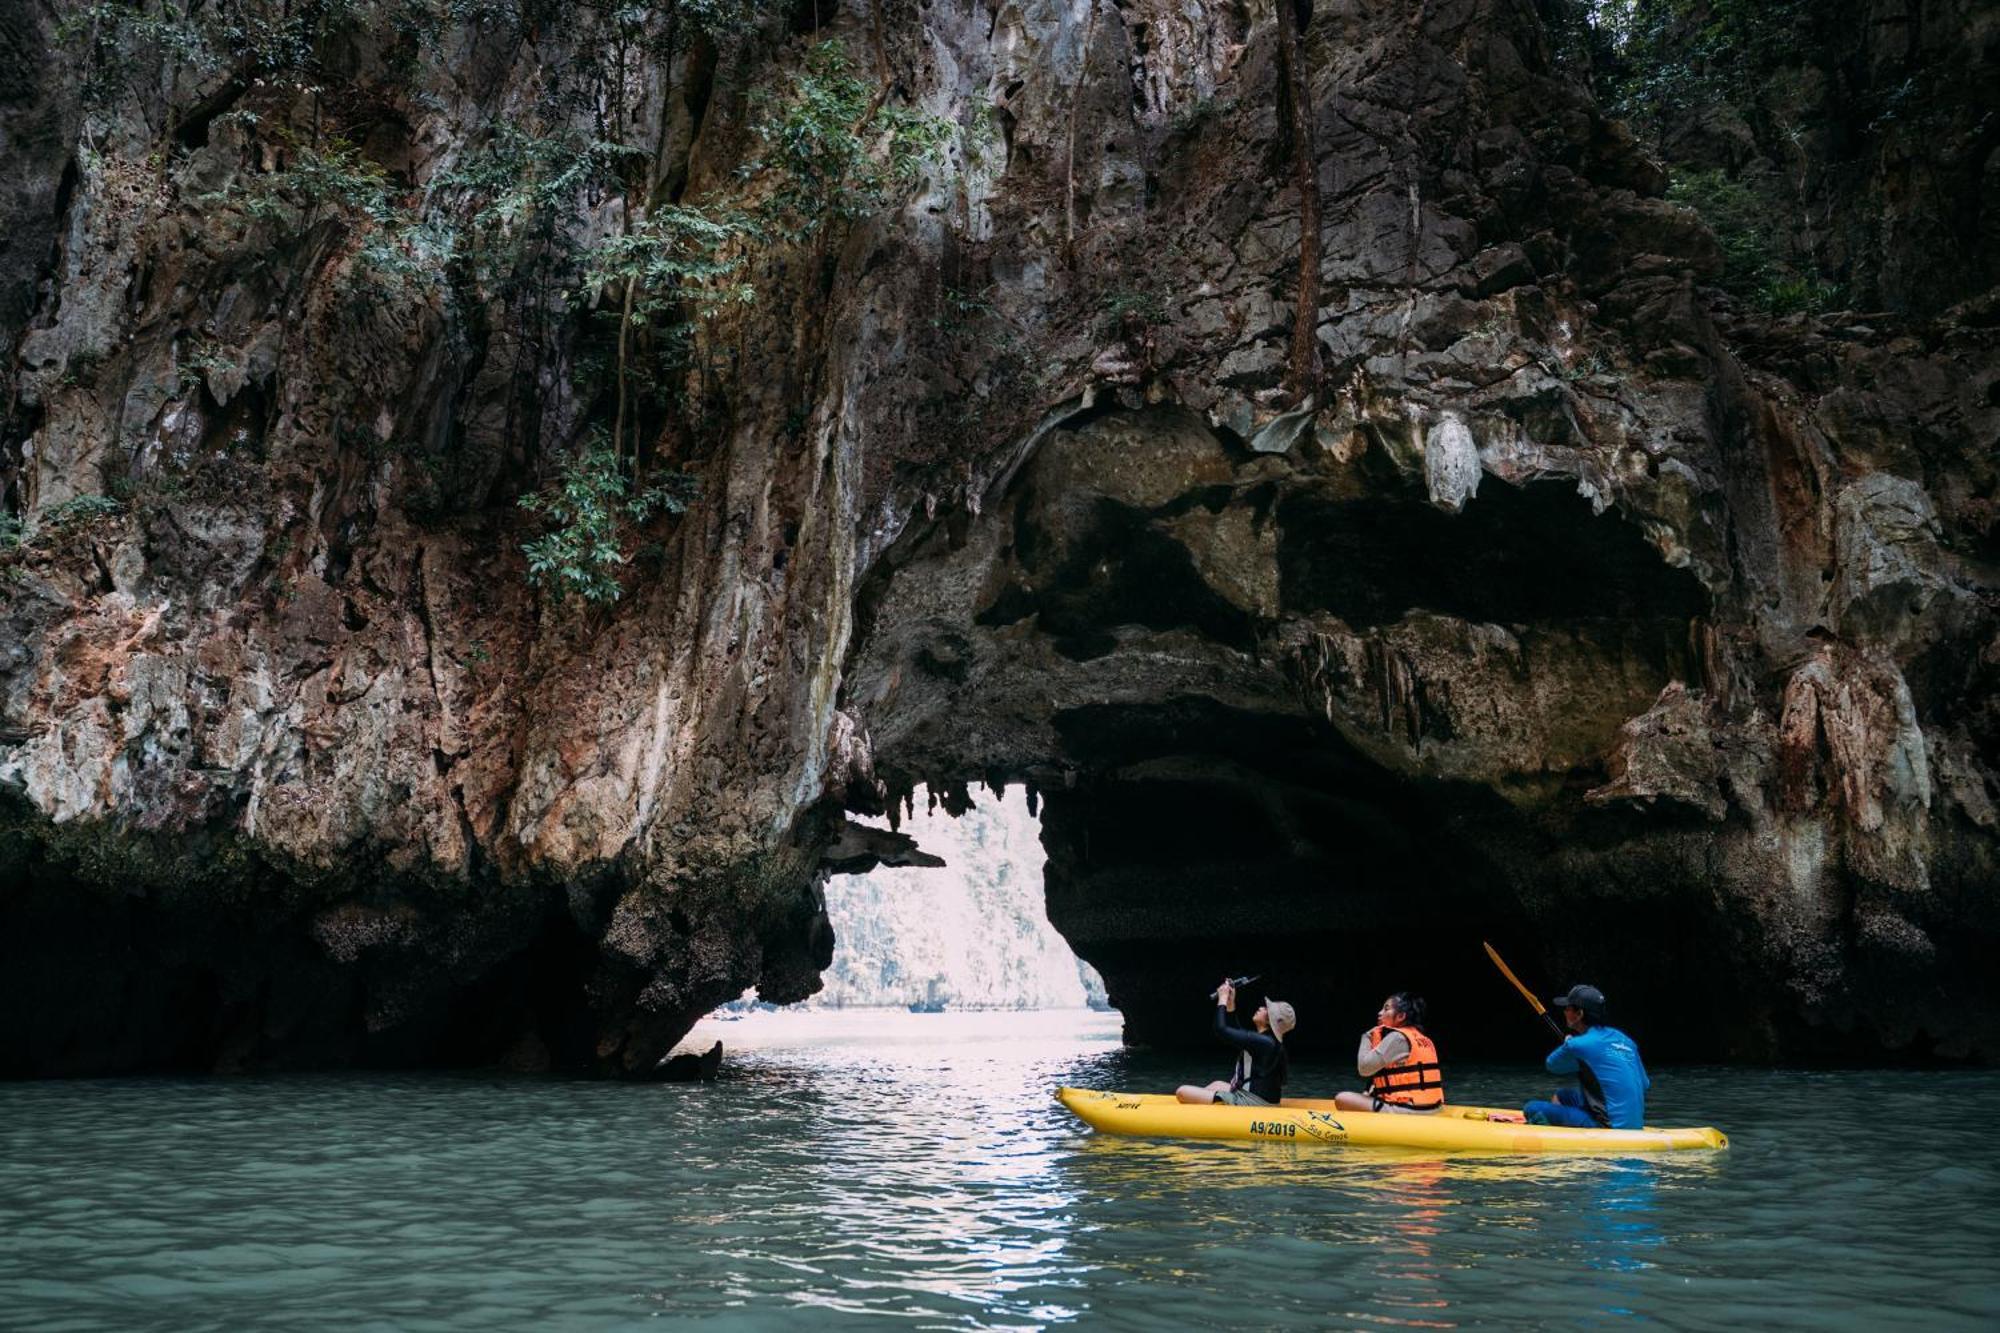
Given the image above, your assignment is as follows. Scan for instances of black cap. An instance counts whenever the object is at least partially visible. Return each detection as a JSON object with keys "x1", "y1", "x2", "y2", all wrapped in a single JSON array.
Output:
[{"x1": 1551, "y1": 985, "x2": 1607, "y2": 1019}]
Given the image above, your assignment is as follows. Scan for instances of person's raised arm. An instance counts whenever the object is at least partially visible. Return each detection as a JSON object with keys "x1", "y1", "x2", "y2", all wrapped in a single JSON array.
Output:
[
  {"x1": 1545, "y1": 1037, "x2": 1579, "y2": 1074},
  {"x1": 1216, "y1": 1010, "x2": 1284, "y2": 1068},
  {"x1": 1214, "y1": 977, "x2": 1248, "y2": 1046},
  {"x1": 1216, "y1": 1005, "x2": 1273, "y2": 1052}
]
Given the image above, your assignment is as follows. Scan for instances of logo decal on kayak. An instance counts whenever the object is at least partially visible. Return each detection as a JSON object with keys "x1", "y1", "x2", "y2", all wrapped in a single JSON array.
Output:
[{"x1": 1300, "y1": 1112, "x2": 1347, "y2": 1143}]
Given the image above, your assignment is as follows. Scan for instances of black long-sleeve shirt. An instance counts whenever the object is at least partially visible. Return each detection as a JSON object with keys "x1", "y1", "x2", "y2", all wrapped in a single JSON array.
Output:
[{"x1": 1216, "y1": 1004, "x2": 1288, "y2": 1102}]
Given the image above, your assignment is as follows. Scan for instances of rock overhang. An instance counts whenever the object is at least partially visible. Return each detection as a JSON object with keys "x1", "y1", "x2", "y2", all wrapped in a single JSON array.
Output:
[{"x1": 831, "y1": 398, "x2": 1801, "y2": 1058}]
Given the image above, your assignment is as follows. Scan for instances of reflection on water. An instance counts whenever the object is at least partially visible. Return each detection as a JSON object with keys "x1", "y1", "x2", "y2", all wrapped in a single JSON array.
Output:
[{"x1": 2, "y1": 1009, "x2": 1997, "y2": 1330}]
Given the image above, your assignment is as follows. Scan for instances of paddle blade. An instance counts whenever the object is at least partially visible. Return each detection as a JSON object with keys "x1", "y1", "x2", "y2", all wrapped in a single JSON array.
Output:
[{"x1": 1482, "y1": 941, "x2": 1567, "y2": 1039}]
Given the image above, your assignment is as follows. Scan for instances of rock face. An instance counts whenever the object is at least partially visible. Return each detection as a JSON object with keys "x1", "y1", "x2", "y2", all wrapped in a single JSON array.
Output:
[{"x1": 0, "y1": 0, "x2": 1994, "y2": 1073}]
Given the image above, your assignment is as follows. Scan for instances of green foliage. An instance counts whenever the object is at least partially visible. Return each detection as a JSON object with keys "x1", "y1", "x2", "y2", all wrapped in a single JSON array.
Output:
[
  {"x1": 199, "y1": 129, "x2": 453, "y2": 307},
  {"x1": 441, "y1": 126, "x2": 631, "y2": 234},
  {"x1": 176, "y1": 340, "x2": 236, "y2": 392},
  {"x1": 61, "y1": 2, "x2": 968, "y2": 575},
  {"x1": 959, "y1": 96, "x2": 1003, "y2": 173},
  {"x1": 13, "y1": 494, "x2": 130, "y2": 546},
  {"x1": 60, "y1": 0, "x2": 559, "y2": 108},
  {"x1": 745, "y1": 39, "x2": 950, "y2": 243},
  {"x1": 107, "y1": 466, "x2": 190, "y2": 504},
  {"x1": 433, "y1": 125, "x2": 636, "y2": 297},
  {"x1": 1666, "y1": 167, "x2": 1841, "y2": 313},
  {"x1": 1860, "y1": 74, "x2": 1942, "y2": 136},
  {"x1": 580, "y1": 203, "x2": 757, "y2": 426},
  {"x1": 1097, "y1": 286, "x2": 1168, "y2": 336},
  {"x1": 59, "y1": 0, "x2": 387, "y2": 107},
  {"x1": 58, "y1": 347, "x2": 104, "y2": 388},
  {"x1": 1574, "y1": 3, "x2": 1855, "y2": 316},
  {"x1": 930, "y1": 285, "x2": 1000, "y2": 335},
  {"x1": 673, "y1": 0, "x2": 754, "y2": 37},
  {"x1": 225, "y1": 133, "x2": 398, "y2": 228},
  {"x1": 1666, "y1": 168, "x2": 1770, "y2": 285},
  {"x1": 584, "y1": 206, "x2": 757, "y2": 322},
  {"x1": 347, "y1": 219, "x2": 457, "y2": 302},
  {"x1": 388, "y1": 0, "x2": 539, "y2": 50},
  {"x1": 1756, "y1": 274, "x2": 1844, "y2": 317},
  {"x1": 1580, "y1": 0, "x2": 1817, "y2": 140},
  {"x1": 198, "y1": 0, "x2": 375, "y2": 75},
  {"x1": 41, "y1": 494, "x2": 127, "y2": 527},
  {"x1": 519, "y1": 442, "x2": 697, "y2": 605},
  {"x1": 59, "y1": 0, "x2": 228, "y2": 105}
]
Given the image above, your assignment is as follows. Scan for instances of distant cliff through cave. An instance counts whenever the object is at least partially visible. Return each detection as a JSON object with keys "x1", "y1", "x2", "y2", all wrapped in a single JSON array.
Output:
[{"x1": 806, "y1": 785, "x2": 1107, "y2": 1012}]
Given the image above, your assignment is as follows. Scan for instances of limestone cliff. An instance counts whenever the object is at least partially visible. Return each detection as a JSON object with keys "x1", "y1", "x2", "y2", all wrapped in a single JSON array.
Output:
[{"x1": 1, "y1": 0, "x2": 1994, "y2": 1074}]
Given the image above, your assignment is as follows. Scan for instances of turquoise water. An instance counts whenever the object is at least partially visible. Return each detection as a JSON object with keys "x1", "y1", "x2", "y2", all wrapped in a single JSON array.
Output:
[{"x1": 3, "y1": 1009, "x2": 1997, "y2": 1329}]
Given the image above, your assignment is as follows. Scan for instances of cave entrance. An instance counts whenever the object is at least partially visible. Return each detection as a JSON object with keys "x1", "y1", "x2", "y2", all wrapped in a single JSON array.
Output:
[
  {"x1": 836, "y1": 404, "x2": 1723, "y2": 1059},
  {"x1": 830, "y1": 697, "x2": 1571, "y2": 1059},
  {"x1": 1033, "y1": 696, "x2": 1575, "y2": 1059},
  {"x1": 816, "y1": 785, "x2": 1109, "y2": 1014}
]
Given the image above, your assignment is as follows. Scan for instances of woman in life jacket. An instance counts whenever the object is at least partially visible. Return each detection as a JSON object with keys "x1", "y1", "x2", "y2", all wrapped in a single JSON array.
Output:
[
  {"x1": 1333, "y1": 993, "x2": 1445, "y2": 1114},
  {"x1": 1176, "y1": 978, "x2": 1297, "y2": 1106}
]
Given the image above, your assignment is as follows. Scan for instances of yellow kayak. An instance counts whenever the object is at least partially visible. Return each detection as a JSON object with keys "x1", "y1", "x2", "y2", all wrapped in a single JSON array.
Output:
[{"x1": 1056, "y1": 1089, "x2": 1727, "y2": 1154}]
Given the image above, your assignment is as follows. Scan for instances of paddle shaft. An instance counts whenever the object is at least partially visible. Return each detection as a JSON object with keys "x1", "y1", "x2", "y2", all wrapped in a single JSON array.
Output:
[{"x1": 1482, "y1": 941, "x2": 1567, "y2": 1040}]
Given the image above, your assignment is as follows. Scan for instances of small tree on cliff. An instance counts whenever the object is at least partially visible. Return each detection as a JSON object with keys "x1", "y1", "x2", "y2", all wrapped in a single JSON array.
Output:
[
  {"x1": 519, "y1": 436, "x2": 698, "y2": 606},
  {"x1": 745, "y1": 37, "x2": 948, "y2": 245}
]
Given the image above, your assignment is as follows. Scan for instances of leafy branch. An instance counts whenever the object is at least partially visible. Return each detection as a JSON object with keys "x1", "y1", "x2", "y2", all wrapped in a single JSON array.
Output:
[
  {"x1": 519, "y1": 441, "x2": 698, "y2": 605},
  {"x1": 743, "y1": 38, "x2": 949, "y2": 244},
  {"x1": 584, "y1": 204, "x2": 757, "y2": 461}
]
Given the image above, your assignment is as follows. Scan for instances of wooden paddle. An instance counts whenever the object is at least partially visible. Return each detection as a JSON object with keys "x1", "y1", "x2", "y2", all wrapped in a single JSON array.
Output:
[{"x1": 1482, "y1": 941, "x2": 1567, "y2": 1041}]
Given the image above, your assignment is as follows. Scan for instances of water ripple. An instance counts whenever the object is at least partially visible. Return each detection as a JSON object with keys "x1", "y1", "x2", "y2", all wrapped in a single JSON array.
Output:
[{"x1": 3, "y1": 1010, "x2": 1997, "y2": 1329}]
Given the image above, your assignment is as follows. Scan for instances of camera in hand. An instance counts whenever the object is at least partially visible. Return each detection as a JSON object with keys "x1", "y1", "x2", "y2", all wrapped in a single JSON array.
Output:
[{"x1": 1210, "y1": 974, "x2": 1259, "y2": 1000}]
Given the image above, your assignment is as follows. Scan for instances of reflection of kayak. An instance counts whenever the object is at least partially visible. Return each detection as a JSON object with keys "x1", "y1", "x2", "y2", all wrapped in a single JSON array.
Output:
[{"x1": 1055, "y1": 1089, "x2": 1727, "y2": 1154}]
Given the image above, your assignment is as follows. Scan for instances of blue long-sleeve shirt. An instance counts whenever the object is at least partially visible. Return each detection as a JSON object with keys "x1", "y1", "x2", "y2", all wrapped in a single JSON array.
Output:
[{"x1": 1546, "y1": 1024, "x2": 1649, "y2": 1129}]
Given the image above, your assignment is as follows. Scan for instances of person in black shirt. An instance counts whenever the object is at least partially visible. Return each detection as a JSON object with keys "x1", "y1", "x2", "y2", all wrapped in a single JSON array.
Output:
[{"x1": 1175, "y1": 978, "x2": 1298, "y2": 1105}]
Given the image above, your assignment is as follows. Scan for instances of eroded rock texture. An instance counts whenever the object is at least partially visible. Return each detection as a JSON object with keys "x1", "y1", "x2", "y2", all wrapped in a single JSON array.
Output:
[{"x1": 1, "y1": 0, "x2": 1995, "y2": 1073}]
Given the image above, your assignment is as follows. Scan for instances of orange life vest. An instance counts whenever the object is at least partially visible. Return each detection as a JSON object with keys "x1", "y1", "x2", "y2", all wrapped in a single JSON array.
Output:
[{"x1": 1366, "y1": 1023, "x2": 1445, "y2": 1108}]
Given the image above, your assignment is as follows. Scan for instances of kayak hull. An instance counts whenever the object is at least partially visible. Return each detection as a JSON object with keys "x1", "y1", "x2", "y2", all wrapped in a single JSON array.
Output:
[{"x1": 1055, "y1": 1089, "x2": 1727, "y2": 1153}]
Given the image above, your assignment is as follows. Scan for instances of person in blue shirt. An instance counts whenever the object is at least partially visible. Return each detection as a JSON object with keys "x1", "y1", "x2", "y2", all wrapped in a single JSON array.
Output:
[{"x1": 1523, "y1": 985, "x2": 1650, "y2": 1129}]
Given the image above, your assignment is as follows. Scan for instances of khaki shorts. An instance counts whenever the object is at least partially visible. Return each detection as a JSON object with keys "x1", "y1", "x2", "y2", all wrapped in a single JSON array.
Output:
[
  {"x1": 1216, "y1": 1089, "x2": 1274, "y2": 1107},
  {"x1": 1370, "y1": 1096, "x2": 1440, "y2": 1114}
]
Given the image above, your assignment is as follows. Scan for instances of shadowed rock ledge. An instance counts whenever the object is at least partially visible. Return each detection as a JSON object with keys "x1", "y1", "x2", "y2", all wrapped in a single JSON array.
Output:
[{"x1": 1, "y1": 0, "x2": 1994, "y2": 1073}]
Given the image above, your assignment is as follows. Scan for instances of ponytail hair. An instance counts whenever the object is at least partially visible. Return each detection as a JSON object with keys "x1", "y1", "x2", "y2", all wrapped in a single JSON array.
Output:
[{"x1": 1388, "y1": 992, "x2": 1427, "y2": 1030}]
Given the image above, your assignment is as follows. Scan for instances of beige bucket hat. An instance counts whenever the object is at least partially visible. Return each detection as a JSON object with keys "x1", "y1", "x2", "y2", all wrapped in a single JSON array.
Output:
[{"x1": 1265, "y1": 999, "x2": 1297, "y2": 1039}]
